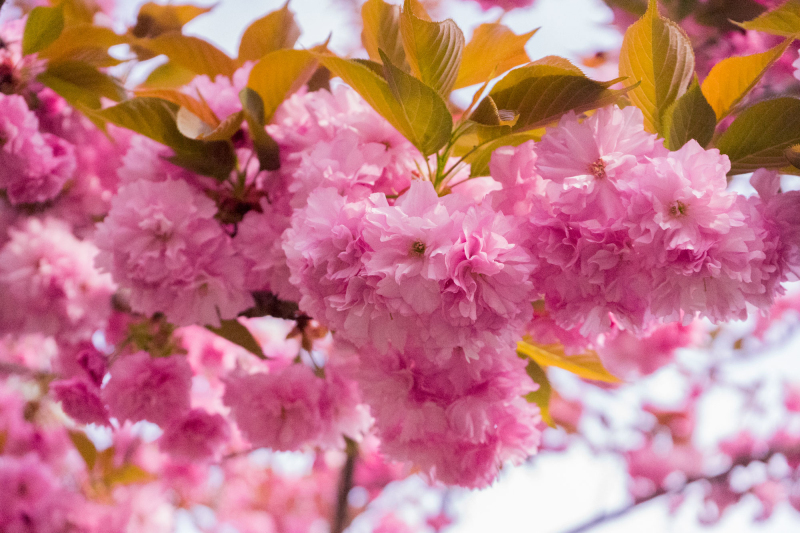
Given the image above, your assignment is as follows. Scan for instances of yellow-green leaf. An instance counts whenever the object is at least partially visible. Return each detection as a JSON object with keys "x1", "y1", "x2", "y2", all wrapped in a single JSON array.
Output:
[
  {"x1": 455, "y1": 23, "x2": 536, "y2": 89},
  {"x1": 134, "y1": 88, "x2": 220, "y2": 127},
  {"x1": 321, "y1": 53, "x2": 451, "y2": 155},
  {"x1": 488, "y1": 56, "x2": 631, "y2": 132},
  {"x1": 196, "y1": 110, "x2": 245, "y2": 141},
  {"x1": 239, "y1": 87, "x2": 281, "y2": 171},
  {"x1": 248, "y1": 49, "x2": 318, "y2": 123},
  {"x1": 207, "y1": 318, "x2": 265, "y2": 359},
  {"x1": 465, "y1": 129, "x2": 541, "y2": 177},
  {"x1": 618, "y1": 0, "x2": 695, "y2": 133},
  {"x1": 38, "y1": 61, "x2": 126, "y2": 110},
  {"x1": 735, "y1": 0, "x2": 800, "y2": 36},
  {"x1": 380, "y1": 50, "x2": 453, "y2": 155},
  {"x1": 238, "y1": 2, "x2": 301, "y2": 63},
  {"x1": 104, "y1": 464, "x2": 156, "y2": 487},
  {"x1": 517, "y1": 340, "x2": 621, "y2": 383},
  {"x1": 38, "y1": 24, "x2": 126, "y2": 68},
  {"x1": 716, "y1": 97, "x2": 800, "y2": 174},
  {"x1": 399, "y1": 0, "x2": 464, "y2": 97},
  {"x1": 701, "y1": 37, "x2": 794, "y2": 120},
  {"x1": 23, "y1": 5, "x2": 64, "y2": 55},
  {"x1": 140, "y1": 61, "x2": 197, "y2": 89},
  {"x1": 361, "y1": 0, "x2": 408, "y2": 70},
  {"x1": 131, "y1": 2, "x2": 214, "y2": 39},
  {"x1": 139, "y1": 34, "x2": 237, "y2": 79},
  {"x1": 523, "y1": 358, "x2": 555, "y2": 428},
  {"x1": 68, "y1": 430, "x2": 97, "y2": 471},
  {"x1": 663, "y1": 77, "x2": 716, "y2": 150}
]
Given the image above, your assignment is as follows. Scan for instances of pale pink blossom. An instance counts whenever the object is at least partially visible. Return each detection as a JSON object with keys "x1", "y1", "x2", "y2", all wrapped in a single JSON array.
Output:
[{"x1": 598, "y1": 321, "x2": 700, "y2": 378}]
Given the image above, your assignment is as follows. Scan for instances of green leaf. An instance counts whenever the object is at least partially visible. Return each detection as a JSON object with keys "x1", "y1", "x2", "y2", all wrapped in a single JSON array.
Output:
[
  {"x1": 38, "y1": 24, "x2": 126, "y2": 68},
  {"x1": 361, "y1": 0, "x2": 408, "y2": 70},
  {"x1": 134, "y1": 88, "x2": 220, "y2": 127},
  {"x1": 131, "y1": 2, "x2": 214, "y2": 38},
  {"x1": 320, "y1": 53, "x2": 451, "y2": 156},
  {"x1": 247, "y1": 49, "x2": 318, "y2": 123},
  {"x1": 38, "y1": 61, "x2": 126, "y2": 110},
  {"x1": 701, "y1": 38, "x2": 794, "y2": 120},
  {"x1": 522, "y1": 358, "x2": 555, "y2": 428},
  {"x1": 618, "y1": 0, "x2": 695, "y2": 133},
  {"x1": 488, "y1": 56, "x2": 632, "y2": 132},
  {"x1": 786, "y1": 144, "x2": 800, "y2": 170},
  {"x1": 239, "y1": 87, "x2": 281, "y2": 171},
  {"x1": 716, "y1": 97, "x2": 800, "y2": 175},
  {"x1": 92, "y1": 97, "x2": 236, "y2": 180},
  {"x1": 23, "y1": 5, "x2": 65, "y2": 55},
  {"x1": 380, "y1": 50, "x2": 453, "y2": 155},
  {"x1": 454, "y1": 23, "x2": 536, "y2": 89},
  {"x1": 206, "y1": 318, "x2": 265, "y2": 359},
  {"x1": 238, "y1": 1, "x2": 301, "y2": 63},
  {"x1": 735, "y1": 0, "x2": 800, "y2": 36},
  {"x1": 465, "y1": 130, "x2": 541, "y2": 177},
  {"x1": 193, "y1": 110, "x2": 245, "y2": 141},
  {"x1": 68, "y1": 430, "x2": 97, "y2": 470},
  {"x1": 517, "y1": 340, "x2": 621, "y2": 383},
  {"x1": 140, "y1": 61, "x2": 196, "y2": 89},
  {"x1": 139, "y1": 34, "x2": 237, "y2": 79},
  {"x1": 663, "y1": 78, "x2": 716, "y2": 150},
  {"x1": 399, "y1": 0, "x2": 464, "y2": 97}
]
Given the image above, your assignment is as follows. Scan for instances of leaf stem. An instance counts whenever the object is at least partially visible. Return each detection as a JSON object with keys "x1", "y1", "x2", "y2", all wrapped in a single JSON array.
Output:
[{"x1": 331, "y1": 437, "x2": 359, "y2": 533}]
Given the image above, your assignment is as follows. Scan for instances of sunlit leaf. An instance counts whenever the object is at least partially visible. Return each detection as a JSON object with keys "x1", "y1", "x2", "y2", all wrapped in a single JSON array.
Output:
[
  {"x1": 488, "y1": 56, "x2": 631, "y2": 132},
  {"x1": 735, "y1": 0, "x2": 800, "y2": 36},
  {"x1": 248, "y1": 49, "x2": 318, "y2": 123},
  {"x1": 522, "y1": 358, "x2": 555, "y2": 428},
  {"x1": 104, "y1": 464, "x2": 157, "y2": 487},
  {"x1": 207, "y1": 318, "x2": 265, "y2": 359},
  {"x1": 195, "y1": 110, "x2": 245, "y2": 141},
  {"x1": 517, "y1": 340, "x2": 621, "y2": 383},
  {"x1": 68, "y1": 430, "x2": 97, "y2": 471},
  {"x1": 716, "y1": 97, "x2": 800, "y2": 175},
  {"x1": 134, "y1": 88, "x2": 220, "y2": 127},
  {"x1": 663, "y1": 78, "x2": 716, "y2": 150},
  {"x1": 618, "y1": 0, "x2": 695, "y2": 133},
  {"x1": 38, "y1": 61, "x2": 126, "y2": 110},
  {"x1": 140, "y1": 61, "x2": 197, "y2": 89},
  {"x1": 138, "y1": 34, "x2": 237, "y2": 79},
  {"x1": 321, "y1": 53, "x2": 451, "y2": 155},
  {"x1": 399, "y1": 0, "x2": 464, "y2": 97},
  {"x1": 465, "y1": 130, "x2": 541, "y2": 177},
  {"x1": 701, "y1": 38, "x2": 794, "y2": 120},
  {"x1": 239, "y1": 87, "x2": 281, "y2": 171},
  {"x1": 38, "y1": 24, "x2": 126, "y2": 68},
  {"x1": 361, "y1": 0, "x2": 408, "y2": 70},
  {"x1": 22, "y1": 5, "x2": 64, "y2": 55},
  {"x1": 455, "y1": 23, "x2": 536, "y2": 89},
  {"x1": 131, "y1": 2, "x2": 214, "y2": 38},
  {"x1": 238, "y1": 1, "x2": 301, "y2": 63}
]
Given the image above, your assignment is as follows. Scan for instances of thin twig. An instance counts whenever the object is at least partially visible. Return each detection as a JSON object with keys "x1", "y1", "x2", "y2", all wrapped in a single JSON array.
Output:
[{"x1": 331, "y1": 437, "x2": 359, "y2": 533}]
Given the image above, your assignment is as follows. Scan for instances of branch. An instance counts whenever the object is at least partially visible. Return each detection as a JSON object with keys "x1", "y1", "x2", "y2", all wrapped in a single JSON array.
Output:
[
  {"x1": 331, "y1": 437, "x2": 359, "y2": 533},
  {"x1": 559, "y1": 446, "x2": 800, "y2": 533}
]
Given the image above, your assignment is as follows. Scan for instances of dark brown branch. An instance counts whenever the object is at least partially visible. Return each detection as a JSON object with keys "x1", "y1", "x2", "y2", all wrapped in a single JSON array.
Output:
[{"x1": 331, "y1": 437, "x2": 359, "y2": 533}]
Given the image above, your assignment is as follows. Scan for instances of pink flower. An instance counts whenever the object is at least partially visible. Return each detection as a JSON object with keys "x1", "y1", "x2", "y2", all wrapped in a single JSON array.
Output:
[
  {"x1": 473, "y1": 0, "x2": 535, "y2": 10},
  {"x1": 102, "y1": 352, "x2": 192, "y2": 426},
  {"x1": 0, "y1": 218, "x2": 115, "y2": 342},
  {"x1": 159, "y1": 409, "x2": 229, "y2": 461},
  {"x1": 0, "y1": 453, "x2": 74, "y2": 532},
  {"x1": 50, "y1": 378, "x2": 110, "y2": 426},
  {"x1": 598, "y1": 321, "x2": 700, "y2": 378},
  {"x1": 752, "y1": 169, "x2": 800, "y2": 282},
  {"x1": 0, "y1": 93, "x2": 75, "y2": 205},
  {"x1": 186, "y1": 63, "x2": 253, "y2": 120},
  {"x1": 95, "y1": 179, "x2": 253, "y2": 326},
  {"x1": 794, "y1": 50, "x2": 800, "y2": 81}
]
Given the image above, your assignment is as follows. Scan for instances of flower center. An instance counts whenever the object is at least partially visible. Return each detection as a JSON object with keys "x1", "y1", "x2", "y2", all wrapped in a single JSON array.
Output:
[
  {"x1": 669, "y1": 201, "x2": 688, "y2": 217},
  {"x1": 410, "y1": 240, "x2": 426, "y2": 257},
  {"x1": 588, "y1": 158, "x2": 607, "y2": 179}
]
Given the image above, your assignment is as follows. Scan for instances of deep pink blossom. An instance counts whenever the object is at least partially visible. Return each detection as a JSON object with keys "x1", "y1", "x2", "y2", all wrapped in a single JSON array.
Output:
[
  {"x1": 159, "y1": 409, "x2": 229, "y2": 460},
  {"x1": 50, "y1": 378, "x2": 110, "y2": 426}
]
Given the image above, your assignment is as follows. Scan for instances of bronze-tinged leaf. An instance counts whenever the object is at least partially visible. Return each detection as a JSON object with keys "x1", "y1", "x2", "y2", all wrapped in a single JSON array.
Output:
[
  {"x1": 38, "y1": 61, "x2": 126, "y2": 110},
  {"x1": 68, "y1": 430, "x2": 97, "y2": 471},
  {"x1": 139, "y1": 33, "x2": 237, "y2": 79},
  {"x1": 517, "y1": 340, "x2": 621, "y2": 383},
  {"x1": 238, "y1": 2, "x2": 301, "y2": 63},
  {"x1": 103, "y1": 464, "x2": 157, "y2": 487},
  {"x1": 38, "y1": 24, "x2": 126, "y2": 68},
  {"x1": 735, "y1": 0, "x2": 800, "y2": 36},
  {"x1": 701, "y1": 37, "x2": 794, "y2": 121},
  {"x1": 22, "y1": 5, "x2": 64, "y2": 55},
  {"x1": 134, "y1": 88, "x2": 220, "y2": 127},
  {"x1": 131, "y1": 2, "x2": 214, "y2": 39},
  {"x1": 454, "y1": 23, "x2": 537, "y2": 89},
  {"x1": 206, "y1": 318, "x2": 266, "y2": 359},
  {"x1": 399, "y1": 0, "x2": 464, "y2": 97},
  {"x1": 716, "y1": 97, "x2": 800, "y2": 175},
  {"x1": 239, "y1": 88, "x2": 281, "y2": 171},
  {"x1": 488, "y1": 56, "x2": 632, "y2": 132},
  {"x1": 361, "y1": 0, "x2": 408, "y2": 70},
  {"x1": 247, "y1": 49, "x2": 318, "y2": 123},
  {"x1": 786, "y1": 144, "x2": 800, "y2": 170},
  {"x1": 663, "y1": 77, "x2": 716, "y2": 150},
  {"x1": 618, "y1": 0, "x2": 695, "y2": 134},
  {"x1": 140, "y1": 61, "x2": 197, "y2": 89}
]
